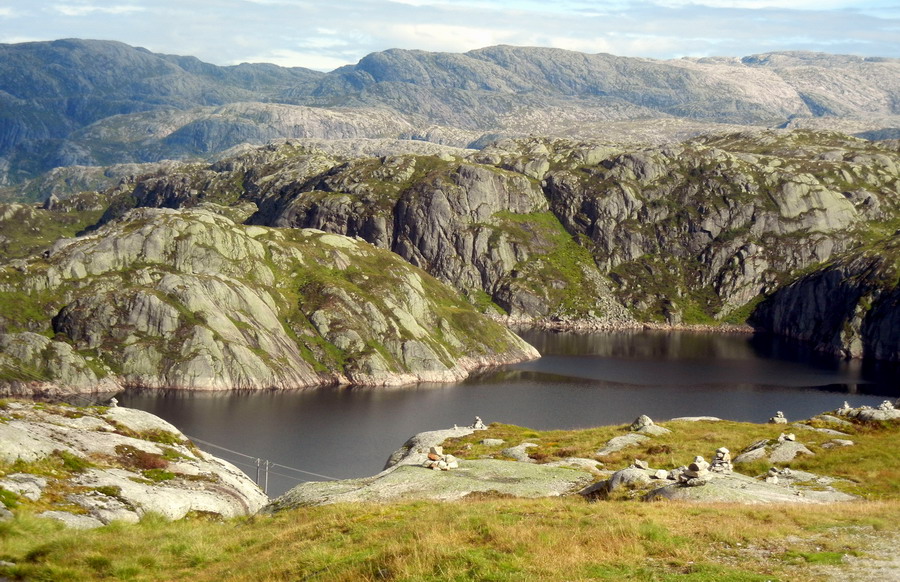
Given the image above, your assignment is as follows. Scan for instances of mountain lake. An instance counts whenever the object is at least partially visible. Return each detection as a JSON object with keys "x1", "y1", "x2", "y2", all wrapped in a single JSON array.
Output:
[{"x1": 117, "y1": 329, "x2": 900, "y2": 496}]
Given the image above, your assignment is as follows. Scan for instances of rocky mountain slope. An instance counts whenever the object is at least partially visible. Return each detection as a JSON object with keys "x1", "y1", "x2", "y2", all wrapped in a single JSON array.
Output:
[
  {"x1": 74, "y1": 129, "x2": 898, "y2": 332},
  {"x1": 0, "y1": 128, "x2": 899, "y2": 394},
  {"x1": 2, "y1": 40, "x2": 899, "y2": 189},
  {"x1": 0, "y1": 205, "x2": 537, "y2": 394}
]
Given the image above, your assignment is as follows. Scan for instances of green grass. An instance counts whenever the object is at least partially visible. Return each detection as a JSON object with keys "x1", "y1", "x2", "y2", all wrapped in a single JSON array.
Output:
[
  {"x1": 0, "y1": 402, "x2": 897, "y2": 581},
  {"x1": 1, "y1": 497, "x2": 896, "y2": 581}
]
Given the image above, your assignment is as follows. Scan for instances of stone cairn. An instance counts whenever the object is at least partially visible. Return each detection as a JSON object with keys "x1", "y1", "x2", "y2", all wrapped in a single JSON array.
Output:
[
  {"x1": 677, "y1": 455, "x2": 711, "y2": 487},
  {"x1": 709, "y1": 447, "x2": 733, "y2": 474},
  {"x1": 769, "y1": 411, "x2": 788, "y2": 424},
  {"x1": 423, "y1": 446, "x2": 459, "y2": 471},
  {"x1": 471, "y1": 416, "x2": 486, "y2": 430},
  {"x1": 765, "y1": 467, "x2": 792, "y2": 484}
]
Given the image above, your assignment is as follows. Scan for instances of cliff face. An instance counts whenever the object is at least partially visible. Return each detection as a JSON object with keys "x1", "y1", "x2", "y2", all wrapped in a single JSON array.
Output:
[
  {"x1": 751, "y1": 238, "x2": 900, "y2": 360},
  {"x1": 0, "y1": 207, "x2": 537, "y2": 394}
]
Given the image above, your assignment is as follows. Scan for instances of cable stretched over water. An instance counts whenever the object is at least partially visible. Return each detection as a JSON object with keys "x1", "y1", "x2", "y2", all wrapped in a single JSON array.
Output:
[{"x1": 186, "y1": 434, "x2": 342, "y2": 481}]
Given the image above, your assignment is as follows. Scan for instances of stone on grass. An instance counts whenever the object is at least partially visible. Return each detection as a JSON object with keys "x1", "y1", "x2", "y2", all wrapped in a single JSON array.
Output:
[
  {"x1": 768, "y1": 441, "x2": 814, "y2": 463},
  {"x1": 596, "y1": 433, "x2": 650, "y2": 456},
  {"x1": 481, "y1": 439, "x2": 505, "y2": 447},
  {"x1": 630, "y1": 414, "x2": 671, "y2": 436},
  {"x1": 501, "y1": 443, "x2": 539, "y2": 463},
  {"x1": 0, "y1": 474, "x2": 47, "y2": 501},
  {"x1": 822, "y1": 439, "x2": 855, "y2": 449},
  {"x1": 769, "y1": 411, "x2": 788, "y2": 424},
  {"x1": 37, "y1": 511, "x2": 105, "y2": 530}
]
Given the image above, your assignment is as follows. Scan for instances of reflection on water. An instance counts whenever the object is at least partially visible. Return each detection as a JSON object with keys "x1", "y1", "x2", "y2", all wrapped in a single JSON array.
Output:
[{"x1": 118, "y1": 330, "x2": 899, "y2": 496}]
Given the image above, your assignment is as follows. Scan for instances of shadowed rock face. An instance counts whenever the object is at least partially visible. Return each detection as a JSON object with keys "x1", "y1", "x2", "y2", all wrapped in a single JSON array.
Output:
[
  {"x1": 752, "y1": 240, "x2": 900, "y2": 360},
  {"x1": 0, "y1": 206, "x2": 538, "y2": 394}
]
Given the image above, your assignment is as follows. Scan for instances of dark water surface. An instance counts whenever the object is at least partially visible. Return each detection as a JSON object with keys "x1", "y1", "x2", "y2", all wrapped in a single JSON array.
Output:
[{"x1": 119, "y1": 330, "x2": 900, "y2": 496}]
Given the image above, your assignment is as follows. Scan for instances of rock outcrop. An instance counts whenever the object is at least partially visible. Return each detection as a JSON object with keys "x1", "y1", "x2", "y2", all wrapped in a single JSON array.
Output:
[
  {"x1": 0, "y1": 206, "x2": 538, "y2": 394},
  {"x1": 4, "y1": 126, "x2": 900, "y2": 361},
  {"x1": 0, "y1": 400, "x2": 268, "y2": 527},
  {"x1": 266, "y1": 423, "x2": 593, "y2": 510}
]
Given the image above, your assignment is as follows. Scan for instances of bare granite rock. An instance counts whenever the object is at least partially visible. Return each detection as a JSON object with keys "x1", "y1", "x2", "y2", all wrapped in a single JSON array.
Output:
[
  {"x1": 0, "y1": 402, "x2": 268, "y2": 526},
  {"x1": 596, "y1": 433, "x2": 650, "y2": 456}
]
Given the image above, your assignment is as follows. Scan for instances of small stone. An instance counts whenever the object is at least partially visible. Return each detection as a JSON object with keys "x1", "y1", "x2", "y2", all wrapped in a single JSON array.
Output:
[
  {"x1": 481, "y1": 439, "x2": 505, "y2": 447},
  {"x1": 633, "y1": 459, "x2": 649, "y2": 470},
  {"x1": 429, "y1": 446, "x2": 443, "y2": 457},
  {"x1": 471, "y1": 416, "x2": 486, "y2": 430},
  {"x1": 653, "y1": 469, "x2": 669, "y2": 480},
  {"x1": 630, "y1": 415, "x2": 654, "y2": 431},
  {"x1": 427, "y1": 453, "x2": 440, "y2": 461}
]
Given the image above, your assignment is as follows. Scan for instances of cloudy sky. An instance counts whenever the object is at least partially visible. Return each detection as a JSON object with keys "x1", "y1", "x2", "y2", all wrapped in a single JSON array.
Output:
[{"x1": 2, "y1": 1, "x2": 898, "y2": 71}]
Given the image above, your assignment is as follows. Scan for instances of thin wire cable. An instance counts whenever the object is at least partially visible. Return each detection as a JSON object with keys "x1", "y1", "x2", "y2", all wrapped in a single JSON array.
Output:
[
  {"x1": 186, "y1": 435, "x2": 342, "y2": 481},
  {"x1": 269, "y1": 462, "x2": 341, "y2": 481}
]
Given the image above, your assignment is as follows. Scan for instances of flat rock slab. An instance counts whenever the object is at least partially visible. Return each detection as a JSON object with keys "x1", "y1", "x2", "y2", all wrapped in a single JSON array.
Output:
[
  {"x1": 636, "y1": 425, "x2": 671, "y2": 436},
  {"x1": 37, "y1": 511, "x2": 105, "y2": 530},
  {"x1": 500, "y1": 443, "x2": 538, "y2": 462},
  {"x1": 793, "y1": 423, "x2": 849, "y2": 436},
  {"x1": 103, "y1": 407, "x2": 181, "y2": 434},
  {"x1": 645, "y1": 472, "x2": 856, "y2": 504},
  {"x1": 596, "y1": 433, "x2": 649, "y2": 456},
  {"x1": 768, "y1": 441, "x2": 815, "y2": 463},
  {"x1": 813, "y1": 414, "x2": 853, "y2": 427},
  {"x1": 266, "y1": 460, "x2": 594, "y2": 509}
]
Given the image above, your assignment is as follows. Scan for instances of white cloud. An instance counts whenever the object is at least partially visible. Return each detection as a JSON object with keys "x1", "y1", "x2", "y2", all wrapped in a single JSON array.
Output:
[
  {"x1": 375, "y1": 22, "x2": 513, "y2": 52},
  {"x1": 236, "y1": 49, "x2": 352, "y2": 70},
  {"x1": 52, "y1": 4, "x2": 145, "y2": 17},
  {"x1": 1, "y1": 0, "x2": 896, "y2": 69}
]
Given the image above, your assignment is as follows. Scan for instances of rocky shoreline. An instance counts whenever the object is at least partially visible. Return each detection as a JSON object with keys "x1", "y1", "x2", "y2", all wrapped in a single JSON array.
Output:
[{"x1": 500, "y1": 316, "x2": 755, "y2": 335}]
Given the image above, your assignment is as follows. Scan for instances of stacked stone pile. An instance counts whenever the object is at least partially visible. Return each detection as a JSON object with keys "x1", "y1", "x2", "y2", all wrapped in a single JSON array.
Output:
[
  {"x1": 709, "y1": 447, "x2": 733, "y2": 474},
  {"x1": 677, "y1": 456, "x2": 712, "y2": 487},
  {"x1": 422, "y1": 446, "x2": 459, "y2": 471},
  {"x1": 769, "y1": 411, "x2": 788, "y2": 424}
]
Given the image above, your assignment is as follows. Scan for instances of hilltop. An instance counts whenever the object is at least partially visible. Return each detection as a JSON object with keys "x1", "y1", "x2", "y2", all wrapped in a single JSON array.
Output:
[{"x1": 1, "y1": 39, "x2": 898, "y2": 188}]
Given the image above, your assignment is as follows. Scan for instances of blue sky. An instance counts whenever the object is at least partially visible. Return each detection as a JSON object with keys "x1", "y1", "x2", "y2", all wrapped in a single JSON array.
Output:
[{"x1": 2, "y1": 1, "x2": 898, "y2": 71}]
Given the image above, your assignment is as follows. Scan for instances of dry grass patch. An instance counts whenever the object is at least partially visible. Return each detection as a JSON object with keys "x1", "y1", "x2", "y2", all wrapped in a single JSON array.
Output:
[{"x1": 3, "y1": 497, "x2": 899, "y2": 581}]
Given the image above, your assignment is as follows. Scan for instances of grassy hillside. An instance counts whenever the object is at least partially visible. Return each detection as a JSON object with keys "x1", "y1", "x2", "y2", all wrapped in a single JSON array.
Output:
[{"x1": 2, "y1": 408, "x2": 898, "y2": 581}]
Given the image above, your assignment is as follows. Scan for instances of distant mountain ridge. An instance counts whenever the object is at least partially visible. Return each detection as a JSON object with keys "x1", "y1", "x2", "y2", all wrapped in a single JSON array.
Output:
[{"x1": 1, "y1": 39, "x2": 899, "y2": 188}]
